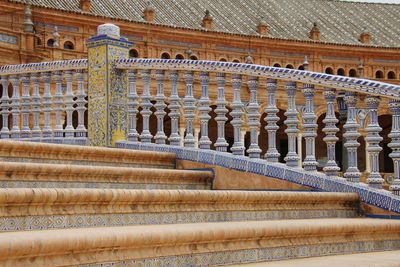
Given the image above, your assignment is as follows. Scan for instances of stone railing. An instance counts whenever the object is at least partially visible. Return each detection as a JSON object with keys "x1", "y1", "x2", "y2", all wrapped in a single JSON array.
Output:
[
  {"x1": 114, "y1": 58, "x2": 400, "y2": 196},
  {"x1": 0, "y1": 59, "x2": 88, "y2": 144}
]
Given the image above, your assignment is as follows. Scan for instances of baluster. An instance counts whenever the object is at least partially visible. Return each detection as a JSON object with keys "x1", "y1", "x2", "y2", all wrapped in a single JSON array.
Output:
[
  {"x1": 322, "y1": 88, "x2": 340, "y2": 177},
  {"x1": 140, "y1": 69, "x2": 153, "y2": 143},
  {"x1": 198, "y1": 72, "x2": 211, "y2": 149},
  {"x1": 9, "y1": 75, "x2": 20, "y2": 139},
  {"x1": 41, "y1": 72, "x2": 52, "y2": 140},
  {"x1": 52, "y1": 71, "x2": 64, "y2": 142},
  {"x1": 64, "y1": 70, "x2": 75, "y2": 139},
  {"x1": 365, "y1": 96, "x2": 384, "y2": 188},
  {"x1": 231, "y1": 74, "x2": 245, "y2": 156},
  {"x1": 183, "y1": 71, "x2": 196, "y2": 147},
  {"x1": 302, "y1": 83, "x2": 318, "y2": 171},
  {"x1": 389, "y1": 100, "x2": 400, "y2": 195},
  {"x1": 75, "y1": 70, "x2": 87, "y2": 139},
  {"x1": 284, "y1": 81, "x2": 300, "y2": 167},
  {"x1": 154, "y1": 70, "x2": 167, "y2": 144},
  {"x1": 20, "y1": 75, "x2": 31, "y2": 138},
  {"x1": 0, "y1": 76, "x2": 10, "y2": 139},
  {"x1": 30, "y1": 73, "x2": 41, "y2": 138},
  {"x1": 168, "y1": 71, "x2": 181, "y2": 146},
  {"x1": 215, "y1": 73, "x2": 229, "y2": 152},
  {"x1": 343, "y1": 92, "x2": 361, "y2": 183},
  {"x1": 264, "y1": 78, "x2": 280, "y2": 162},
  {"x1": 127, "y1": 70, "x2": 139, "y2": 142},
  {"x1": 246, "y1": 76, "x2": 261, "y2": 158}
]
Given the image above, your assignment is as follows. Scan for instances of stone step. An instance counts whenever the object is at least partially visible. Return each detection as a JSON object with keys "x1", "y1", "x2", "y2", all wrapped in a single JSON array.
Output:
[
  {"x1": 0, "y1": 219, "x2": 399, "y2": 266},
  {"x1": 0, "y1": 189, "x2": 359, "y2": 231},
  {"x1": 0, "y1": 162, "x2": 212, "y2": 190},
  {"x1": 233, "y1": 250, "x2": 400, "y2": 266},
  {"x1": 0, "y1": 140, "x2": 175, "y2": 168}
]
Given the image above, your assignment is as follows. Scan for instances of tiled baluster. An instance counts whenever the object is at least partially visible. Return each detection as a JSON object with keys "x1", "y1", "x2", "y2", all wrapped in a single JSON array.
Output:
[
  {"x1": 302, "y1": 83, "x2": 318, "y2": 171},
  {"x1": 231, "y1": 74, "x2": 245, "y2": 156},
  {"x1": 30, "y1": 73, "x2": 41, "y2": 138},
  {"x1": 63, "y1": 70, "x2": 75, "y2": 139},
  {"x1": 389, "y1": 100, "x2": 400, "y2": 195},
  {"x1": 9, "y1": 75, "x2": 20, "y2": 139},
  {"x1": 52, "y1": 71, "x2": 64, "y2": 142},
  {"x1": 127, "y1": 70, "x2": 139, "y2": 142},
  {"x1": 284, "y1": 81, "x2": 300, "y2": 167},
  {"x1": 75, "y1": 71, "x2": 87, "y2": 139},
  {"x1": 264, "y1": 78, "x2": 280, "y2": 162},
  {"x1": 183, "y1": 71, "x2": 196, "y2": 147},
  {"x1": 322, "y1": 88, "x2": 340, "y2": 177},
  {"x1": 215, "y1": 73, "x2": 229, "y2": 152},
  {"x1": 0, "y1": 76, "x2": 10, "y2": 139},
  {"x1": 140, "y1": 69, "x2": 153, "y2": 143},
  {"x1": 154, "y1": 70, "x2": 167, "y2": 144},
  {"x1": 20, "y1": 75, "x2": 31, "y2": 138},
  {"x1": 198, "y1": 72, "x2": 211, "y2": 149},
  {"x1": 168, "y1": 71, "x2": 180, "y2": 146},
  {"x1": 365, "y1": 96, "x2": 384, "y2": 188},
  {"x1": 246, "y1": 76, "x2": 261, "y2": 158},
  {"x1": 41, "y1": 72, "x2": 53, "y2": 140},
  {"x1": 343, "y1": 92, "x2": 361, "y2": 183}
]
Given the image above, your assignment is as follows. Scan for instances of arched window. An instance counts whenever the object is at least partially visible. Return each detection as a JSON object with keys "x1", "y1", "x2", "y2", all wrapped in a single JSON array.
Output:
[
  {"x1": 349, "y1": 69, "x2": 357, "y2": 77},
  {"x1": 129, "y1": 49, "x2": 139, "y2": 58},
  {"x1": 325, "y1": 67, "x2": 334, "y2": 74},
  {"x1": 232, "y1": 59, "x2": 240, "y2": 63},
  {"x1": 189, "y1": 55, "x2": 198, "y2": 60},
  {"x1": 219, "y1": 58, "x2": 227, "y2": 62},
  {"x1": 273, "y1": 63, "x2": 281, "y2": 67},
  {"x1": 36, "y1": 37, "x2": 42, "y2": 46},
  {"x1": 63, "y1": 41, "x2": 74, "y2": 50},
  {"x1": 375, "y1": 70, "x2": 384, "y2": 79},
  {"x1": 388, "y1": 71, "x2": 396, "y2": 80},
  {"x1": 286, "y1": 64, "x2": 294, "y2": 69},
  {"x1": 337, "y1": 68, "x2": 345, "y2": 76},
  {"x1": 161, "y1": 52, "x2": 171, "y2": 59},
  {"x1": 175, "y1": 54, "x2": 184, "y2": 60},
  {"x1": 47, "y1": 39, "x2": 55, "y2": 47},
  {"x1": 298, "y1": 65, "x2": 304, "y2": 70}
]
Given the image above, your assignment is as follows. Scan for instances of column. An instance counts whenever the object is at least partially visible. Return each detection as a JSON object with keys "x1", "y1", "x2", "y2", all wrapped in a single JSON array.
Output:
[
  {"x1": 9, "y1": 75, "x2": 21, "y2": 139},
  {"x1": 183, "y1": 71, "x2": 196, "y2": 147},
  {"x1": 64, "y1": 70, "x2": 75, "y2": 139},
  {"x1": 154, "y1": 70, "x2": 167, "y2": 144},
  {"x1": 140, "y1": 69, "x2": 153, "y2": 143},
  {"x1": 284, "y1": 81, "x2": 300, "y2": 167},
  {"x1": 75, "y1": 70, "x2": 87, "y2": 140},
  {"x1": 0, "y1": 76, "x2": 10, "y2": 139},
  {"x1": 127, "y1": 70, "x2": 139, "y2": 142},
  {"x1": 20, "y1": 75, "x2": 31, "y2": 138},
  {"x1": 322, "y1": 88, "x2": 340, "y2": 177},
  {"x1": 365, "y1": 96, "x2": 384, "y2": 188},
  {"x1": 389, "y1": 99, "x2": 400, "y2": 195},
  {"x1": 343, "y1": 92, "x2": 361, "y2": 183},
  {"x1": 231, "y1": 74, "x2": 245, "y2": 156},
  {"x1": 198, "y1": 72, "x2": 211, "y2": 149},
  {"x1": 264, "y1": 78, "x2": 280, "y2": 162},
  {"x1": 246, "y1": 76, "x2": 261, "y2": 158},
  {"x1": 302, "y1": 83, "x2": 318, "y2": 171},
  {"x1": 52, "y1": 71, "x2": 64, "y2": 142},
  {"x1": 30, "y1": 73, "x2": 41, "y2": 138},
  {"x1": 41, "y1": 72, "x2": 53, "y2": 140},
  {"x1": 168, "y1": 71, "x2": 181, "y2": 146},
  {"x1": 215, "y1": 73, "x2": 229, "y2": 152}
]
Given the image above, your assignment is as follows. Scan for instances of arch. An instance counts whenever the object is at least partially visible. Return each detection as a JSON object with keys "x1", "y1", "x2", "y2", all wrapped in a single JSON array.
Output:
[
  {"x1": 219, "y1": 58, "x2": 227, "y2": 62},
  {"x1": 63, "y1": 41, "x2": 74, "y2": 50},
  {"x1": 47, "y1": 38, "x2": 55, "y2": 47},
  {"x1": 285, "y1": 64, "x2": 294, "y2": 69},
  {"x1": 273, "y1": 63, "x2": 281, "y2": 67},
  {"x1": 337, "y1": 68, "x2": 345, "y2": 76},
  {"x1": 298, "y1": 65, "x2": 304, "y2": 70},
  {"x1": 325, "y1": 67, "x2": 334, "y2": 74},
  {"x1": 189, "y1": 55, "x2": 198, "y2": 60},
  {"x1": 175, "y1": 54, "x2": 184, "y2": 60},
  {"x1": 388, "y1": 71, "x2": 396, "y2": 80},
  {"x1": 232, "y1": 59, "x2": 240, "y2": 63},
  {"x1": 129, "y1": 49, "x2": 139, "y2": 58},
  {"x1": 161, "y1": 52, "x2": 171, "y2": 59},
  {"x1": 349, "y1": 69, "x2": 357, "y2": 77},
  {"x1": 375, "y1": 70, "x2": 384, "y2": 79}
]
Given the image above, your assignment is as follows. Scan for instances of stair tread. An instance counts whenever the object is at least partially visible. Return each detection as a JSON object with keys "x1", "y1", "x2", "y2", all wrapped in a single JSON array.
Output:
[{"x1": 233, "y1": 250, "x2": 400, "y2": 266}]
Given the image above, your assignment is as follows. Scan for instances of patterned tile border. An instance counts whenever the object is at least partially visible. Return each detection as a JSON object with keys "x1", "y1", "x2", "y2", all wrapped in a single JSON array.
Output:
[
  {"x1": 81, "y1": 240, "x2": 400, "y2": 266},
  {"x1": 116, "y1": 142, "x2": 400, "y2": 214}
]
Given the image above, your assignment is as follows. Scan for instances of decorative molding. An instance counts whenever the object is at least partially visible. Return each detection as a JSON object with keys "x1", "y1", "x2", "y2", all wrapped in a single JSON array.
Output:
[{"x1": 0, "y1": 34, "x2": 17, "y2": 45}]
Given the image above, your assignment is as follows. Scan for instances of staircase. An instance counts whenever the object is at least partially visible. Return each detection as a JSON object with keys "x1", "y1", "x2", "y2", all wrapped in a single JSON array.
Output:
[{"x1": 0, "y1": 141, "x2": 399, "y2": 266}]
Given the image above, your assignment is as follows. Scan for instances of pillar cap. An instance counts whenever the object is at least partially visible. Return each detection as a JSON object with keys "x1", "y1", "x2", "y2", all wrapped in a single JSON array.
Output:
[{"x1": 97, "y1": 23, "x2": 120, "y2": 38}]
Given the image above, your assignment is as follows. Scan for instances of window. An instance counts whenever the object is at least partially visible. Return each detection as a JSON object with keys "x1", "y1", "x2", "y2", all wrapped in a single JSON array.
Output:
[
  {"x1": 375, "y1": 70, "x2": 384, "y2": 79},
  {"x1": 286, "y1": 64, "x2": 294, "y2": 69},
  {"x1": 349, "y1": 69, "x2": 357, "y2": 77},
  {"x1": 232, "y1": 59, "x2": 240, "y2": 63},
  {"x1": 175, "y1": 54, "x2": 184, "y2": 60},
  {"x1": 47, "y1": 39, "x2": 55, "y2": 47},
  {"x1": 219, "y1": 58, "x2": 227, "y2": 62},
  {"x1": 325, "y1": 67, "x2": 333, "y2": 74},
  {"x1": 129, "y1": 49, "x2": 139, "y2": 58},
  {"x1": 161, "y1": 52, "x2": 171, "y2": 59},
  {"x1": 298, "y1": 65, "x2": 304, "y2": 70},
  {"x1": 337, "y1": 68, "x2": 345, "y2": 76},
  {"x1": 63, "y1": 41, "x2": 74, "y2": 50},
  {"x1": 388, "y1": 71, "x2": 396, "y2": 80},
  {"x1": 189, "y1": 55, "x2": 198, "y2": 60},
  {"x1": 273, "y1": 63, "x2": 281, "y2": 67}
]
